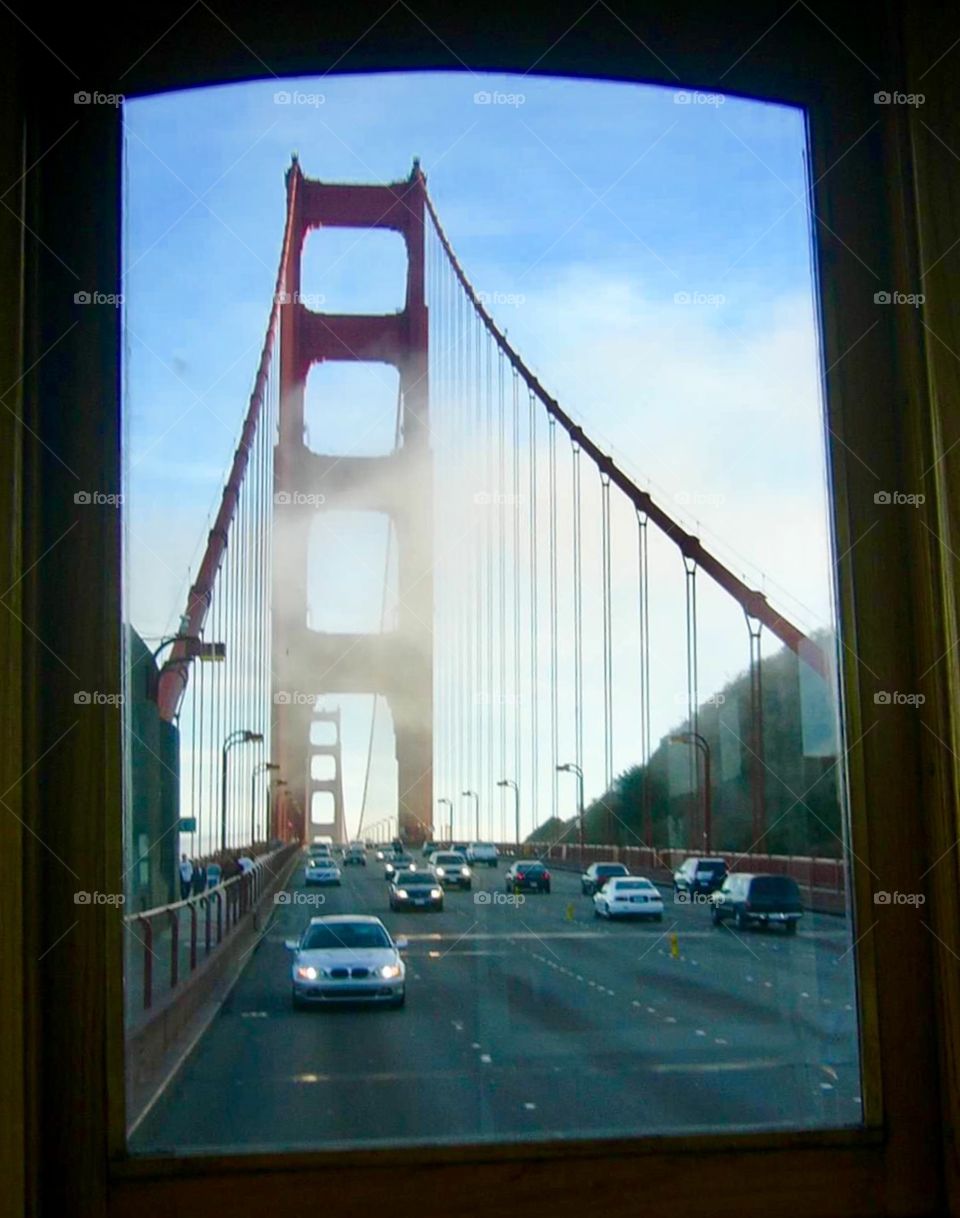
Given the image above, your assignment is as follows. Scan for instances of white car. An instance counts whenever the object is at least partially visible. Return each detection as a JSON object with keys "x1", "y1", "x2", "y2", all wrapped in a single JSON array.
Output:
[
  {"x1": 429, "y1": 851, "x2": 472, "y2": 889},
  {"x1": 466, "y1": 842, "x2": 499, "y2": 868},
  {"x1": 286, "y1": 915, "x2": 407, "y2": 1008},
  {"x1": 305, "y1": 857, "x2": 342, "y2": 886},
  {"x1": 594, "y1": 876, "x2": 664, "y2": 921}
]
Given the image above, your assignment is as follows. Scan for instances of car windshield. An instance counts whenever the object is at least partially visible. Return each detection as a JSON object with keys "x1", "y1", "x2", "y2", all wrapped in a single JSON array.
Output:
[
  {"x1": 307, "y1": 859, "x2": 334, "y2": 867},
  {"x1": 435, "y1": 855, "x2": 464, "y2": 865},
  {"x1": 613, "y1": 880, "x2": 651, "y2": 891},
  {"x1": 696, "y1": 860, "x2": 726, "y2": 873},
  {"x1": 395, "y1": 872, "x2": 432, "y2": 886},
  {"x1": 301, "y1": 923, "x2": 391, "y2": 951},
  {"x1": 597, "y1": 864, "x2": 627, "y2": 875},
  {"x1": 518, "y1": 864, "x2": 544, "y2": 873}
]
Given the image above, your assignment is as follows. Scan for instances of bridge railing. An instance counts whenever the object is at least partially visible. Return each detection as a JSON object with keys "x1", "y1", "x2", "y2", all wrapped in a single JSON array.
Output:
[{"x1": 123, "y1": 843, "x2": 299, "y2": 1024}]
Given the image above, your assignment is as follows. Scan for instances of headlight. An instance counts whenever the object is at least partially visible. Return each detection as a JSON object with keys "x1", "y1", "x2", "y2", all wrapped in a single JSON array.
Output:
[
  {"x1": 296, "y1": 966, "x2": 318, "y2": 981},
  {"x1": 430, "y1": 888, "x2": 442, "y2": 899},
  {"x1": 461, "y1": 867, "x2": 471, "y2": 876},
  {"x1": 380, "y1": 964, "x2": 402, "y2": 979},
  {"x1": 396, "y1": 889, "x2": 408, "y2": 899},
  {"x1": 435, "y1": 867, "x2": 446, "y2": 877}
]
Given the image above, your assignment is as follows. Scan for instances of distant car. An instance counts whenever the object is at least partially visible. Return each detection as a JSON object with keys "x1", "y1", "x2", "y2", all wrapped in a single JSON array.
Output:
[
  {"x1": 286, "y1": 915, "x2": 407, "y2": 1008},
  {"x1": 710, "y1": 873, "x2": 803, "y2": 933},
  {"x1": 505, "y1": 861, "x2": 551, "y2": 893},
  {"x1": 305, "y1": 857, "x2": 342, "y2": 886},
  {"x1": 452, "y1": 842, "x2": 469, "y2": 856},
  {"x1": 384, "y1": 853, "x2": 415, "y2": 880},
  {"x1": 430, "y1": 851, "x2": 472, "y2": 889},
  {"x1": 421, "y1": 840, "x2": 441, "y2": 857},
  {"x1": 594, "y1": 876, "x2": 663, "y2": 920},
  {"x1": 674, "y1": 856, "x2": 728, "y2": 897},
  {"x1": 389, "y1": 869, "x2": 444, "y2": 911},
  {"x1": 466, "y1": 842, "x2": 499, "y2": 868},
  {"x1": 205, "y1": 863, "x2": 222, "y2": 890},
  {"x1": 581, "y1": 862, "x2": 630, "y2": 895},
  {"x1": 343, "y1": 844, "x2": 367, "y2": 866},
  {"x1": 307, "y1": 843, "x2": 332, "y2": 859}
]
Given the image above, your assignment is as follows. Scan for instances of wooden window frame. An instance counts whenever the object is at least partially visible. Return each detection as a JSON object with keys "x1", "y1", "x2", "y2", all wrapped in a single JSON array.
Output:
[{"x1": 2, "y1": 0, "x2": 958, "y2": 1214}]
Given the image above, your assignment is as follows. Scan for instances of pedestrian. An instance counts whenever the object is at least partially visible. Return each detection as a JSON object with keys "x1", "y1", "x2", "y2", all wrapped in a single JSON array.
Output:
[
  {"x1": 191, "y1": 861, "x2": 205, "y2": 896},
  {"x1": 178, "y1": 853, "x2": 194, "y2": 901}
]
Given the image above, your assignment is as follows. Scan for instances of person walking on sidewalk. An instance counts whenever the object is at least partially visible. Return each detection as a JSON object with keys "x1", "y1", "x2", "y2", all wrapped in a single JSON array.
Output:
[{"x1": 178, "y1": 854, "x2": 194, "y2": 901}]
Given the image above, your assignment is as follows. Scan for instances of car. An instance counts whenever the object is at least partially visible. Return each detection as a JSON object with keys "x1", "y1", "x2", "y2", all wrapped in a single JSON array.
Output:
[
  {"x1": 286, "y1": 915, "x2": 407, "y2": 1008},
  {"x1": 305, "y1": 856, "x2": 342, "y2": 886},
  {"x1": 710, "y1": 873, "x2": 803, "y2": 933},
  {"x1": 466, "y1": 842, "x2": 499, "y2": 867},
  {"x1": 204, "y1": 863, "x2": 222, "y2": 890},
  {"x1": 421, "y1": 839, "x2": 441, "y2": 857},
  {"x1": 307, "y1": 842, "x2": 332, "y2": 860},
  {"x1": 430, "y1": 851, "x2": 472, "y2": 889},
  {"x1": 383, "y1": 852, "x2": 415, "y2": 880},
  {"x1": 343, "y1": 844, "x2": 367, "y2": 866},
  {"x1": 581, "y1": 862, "x2": 630, "y2": 895},
  {"x1": 594, "y1": 876, "x2": 663, "y2": 920},
  {"x1": 389, "y1": 868, "x2": 444, "y2": 911},
  {"x1": 674, "y1": 856, "x2": 728, "y2": 898},
  {"x1": 504, "y1": 860, "x2": 551, "y2": 893}
]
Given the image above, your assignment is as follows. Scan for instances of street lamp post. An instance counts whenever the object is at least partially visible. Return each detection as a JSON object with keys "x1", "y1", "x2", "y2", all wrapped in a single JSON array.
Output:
[
  {"x1": 221, "y1": 729, "x2": 263, "y2": 853},
  {"x1": 251, "y1": 761, "x2": 280, "y2": 845},
  {"x1": 461, "y1": 790, "x2": 479, "y2": 840},
  {"x1": 669, "y1": 732, "x2": 712, "y2": 853},
  {"x1": 556, "y1": 763, "x2": 585, "y2": 852},
  {"x1": 437, "y1": 797, "x2": 453, "y2": 841},
  {"x1": 148, "y1": 633, "x2": 225, "y2": 702},
  {"x1": 497, "y1": 779, "x2": 520, "y2": 846}
]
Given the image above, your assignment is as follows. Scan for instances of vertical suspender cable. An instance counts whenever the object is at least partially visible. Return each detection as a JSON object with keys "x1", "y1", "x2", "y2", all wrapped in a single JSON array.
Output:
[
  {"x1": 684, "y1": 557, "x2": 700, "y2": 848},
  {"x1": 601, "y1": 473, "x2": 613, "y2": 837},
  {"x1": 528, "y1": 389, "x2": 539, "y2": 846},
  {"x1": 512, "y1": 370, "x2": 522, "y2": 843},
  {"x1": 572, "y1": 442, "x2": 583, "y2": 820},
  {"x1": 549, "y1": 418, "x2": 559, "y2": 826},
  {"x1": 498, "y1": 353, "x2": 507, "y2": 834},
  {"x1": 637, "y1": 511, "x2": 652, "y2": 848}
]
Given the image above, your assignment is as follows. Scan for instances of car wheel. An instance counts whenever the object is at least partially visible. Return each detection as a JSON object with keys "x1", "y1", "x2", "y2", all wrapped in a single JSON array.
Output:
[
  {"x1": 710, "y1": 905, "x2": 722, "y2": 926},
  {"x1": 593, "y1": 904, "x2": 601, "y2": 918},
  {"x1": 291, "y1": 988, "x2": 305, "y2": 1010},
  {"x1": 652, "y1": 913, "x2": 663, "y2": 922},
  {"x1": 464, "y1": 882, "x2": 472, "y2": 891},
  {"x1": 603, "y1": 902, "x2": 611, "y2": 919},
  {"x1": 544, "y1": 883, "x2": 551, "y2": 894},
  {"x1": 784, "y1": 920, "x2": 798, "y2": 935},
  {"x1": 391, "y1": 991, "x2": 406, "y2": 1009},
  {"x1": 735, "y1": 910, "x2": 749, "y2": 932}
]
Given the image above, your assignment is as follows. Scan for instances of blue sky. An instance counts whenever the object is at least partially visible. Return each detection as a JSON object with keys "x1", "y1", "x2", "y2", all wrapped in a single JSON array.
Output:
[{"x1": 124, "y1": 71, "x2": 834, "y2": 842}]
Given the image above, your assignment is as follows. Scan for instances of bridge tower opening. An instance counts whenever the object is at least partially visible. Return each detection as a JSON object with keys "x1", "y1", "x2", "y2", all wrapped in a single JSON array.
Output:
[{"x1": 272, "y1": 158, "x2": 432, "y2": 845}]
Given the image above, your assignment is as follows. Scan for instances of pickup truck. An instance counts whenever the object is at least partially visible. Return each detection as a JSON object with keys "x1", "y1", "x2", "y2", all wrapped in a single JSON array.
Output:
[{"x1": 466, "y1": 842, "x2": 499, "y2": 868}]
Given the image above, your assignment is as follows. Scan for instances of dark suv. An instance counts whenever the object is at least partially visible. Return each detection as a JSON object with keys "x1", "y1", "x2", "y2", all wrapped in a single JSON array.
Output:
[
  {"x1": 710, "y1": 873, "x2": 803, "y2": 933},
  {"x1": 674, "y1": 856, "x2": 728, "y2": 897}
]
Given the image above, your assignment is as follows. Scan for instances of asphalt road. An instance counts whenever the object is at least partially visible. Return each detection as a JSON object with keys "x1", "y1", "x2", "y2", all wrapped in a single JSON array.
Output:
[{"x1": 131, "y1": 854, "x2": 861, "y2": 1154}]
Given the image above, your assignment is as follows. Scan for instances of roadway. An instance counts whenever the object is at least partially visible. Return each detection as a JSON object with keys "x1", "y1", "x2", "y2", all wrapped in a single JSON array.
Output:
[{"x1": 131, "y1": 852, "x2": 861, "y2": 1154}]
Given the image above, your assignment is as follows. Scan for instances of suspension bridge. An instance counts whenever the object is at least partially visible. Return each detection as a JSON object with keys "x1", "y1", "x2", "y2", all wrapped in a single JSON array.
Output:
[{"x1": 149, "y1": 155, "x2": 832, "y2": 864}]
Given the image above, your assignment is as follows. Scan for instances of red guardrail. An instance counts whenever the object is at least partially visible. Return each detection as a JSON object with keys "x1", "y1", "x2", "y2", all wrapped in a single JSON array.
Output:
[{"x1": 124, "y1": 845, "x2": 298, "y2": 1014}]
